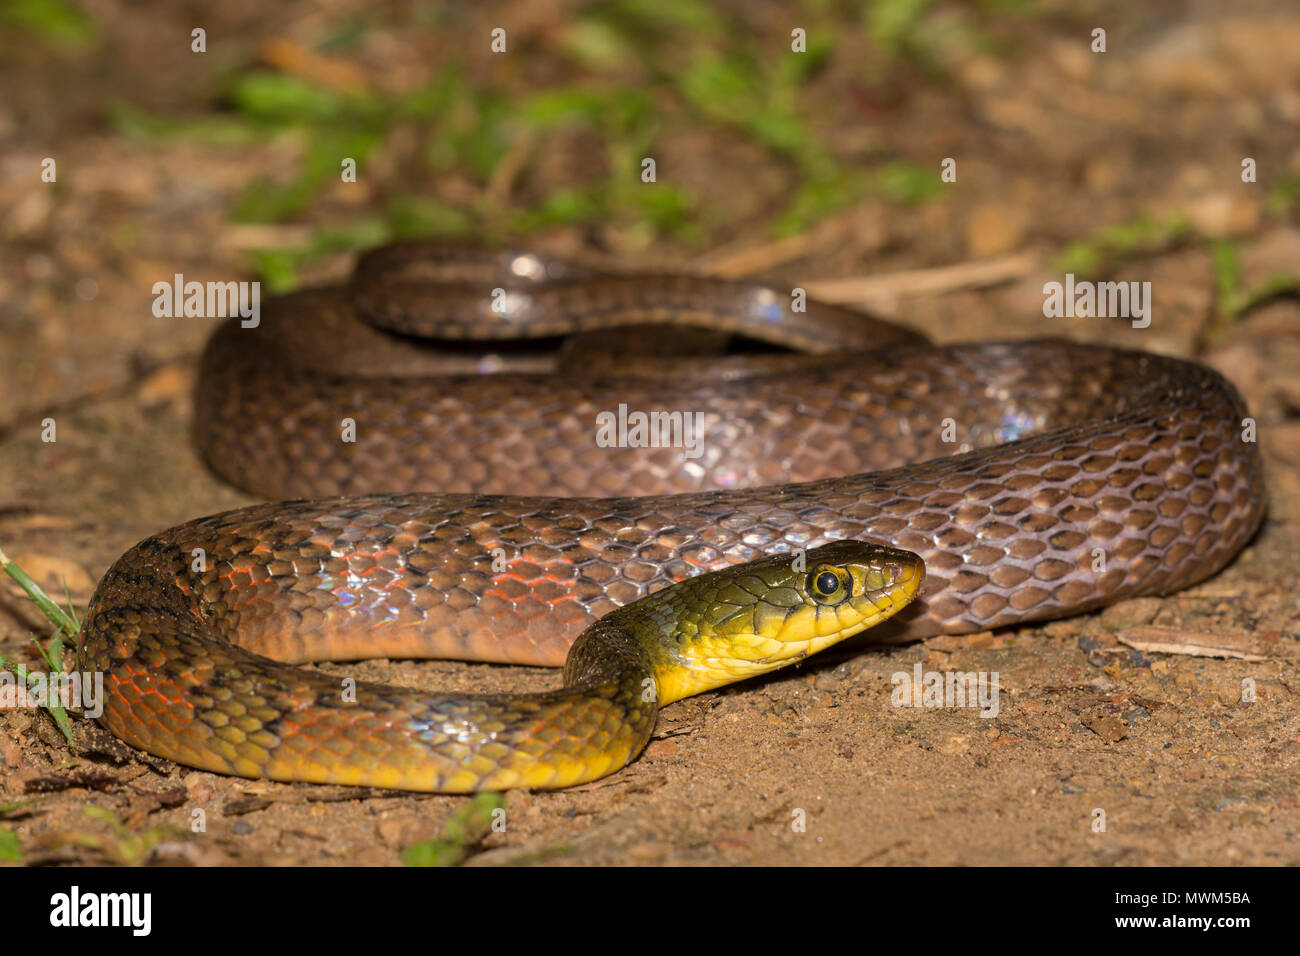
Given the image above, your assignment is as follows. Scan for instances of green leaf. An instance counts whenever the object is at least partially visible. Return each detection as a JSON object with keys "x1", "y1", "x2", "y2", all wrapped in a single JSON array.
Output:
[
  {"x1": 866, "y1": 0, "x2": 938, "y2": 53},
  {"x1": 631, "y1": 184, "x2": 699, "y2": 239},
  {"x1": 0, "y1": 652, "x2": 75, "y2": 747},
  {"x1": 1056, "y1": 241, "x2": 1102, "y2": 279},
  {"x1": 1212, "y1": 241, "x2": 1243, "y2": 315},
  {"x1": 396, "y1": 67, "x2": 465, "y2": 120},
  {"x1": 0, "y1": 547, "x2": 78, "y2": 636},
  {"x1": 105, "y1": 100, "x2": 262, "y2": 146},
  {"x1": 872, "y1": 161, "x2": 944, "y2": 204},
  {"x1": 775, "y1": 33, "x2": 835, "y2": 86},
  {"x1": 227, "y1": 72, "x2": 378, "y2": 126},
  {"x1": 519, "y1": 88, "x2": 610, "y2": 128},
  {"x1": 385, "y1": 197, "x2": 475, "y2": 240},
  {"x1": 561, "y1": 20, "x2": 636, "y2": 68},
  {"x1": 244, "y1": 250, "x2": 300, "y2": 294},
  {"x1": 1, "y1": 0, "x2": 96, "y2": 47},
  {"x1": 1267, "y1": 173, "x2": 1300, "y2": 216},
  {"x1": 0, "y1": 828, "x2": 21, "y2": 862},
  {"x1": 511, "y1": 187, "x2": 604, "y2": 232},
  {"x1": 402, "y1": 793, "x2": 506, "y2": 867},
  {"x1": 582, "y1": 0, "x2": 725, "y2": 40}
]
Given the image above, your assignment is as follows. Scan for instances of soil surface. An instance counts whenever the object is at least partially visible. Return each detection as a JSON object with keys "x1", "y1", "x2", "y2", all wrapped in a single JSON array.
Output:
[{"x1": 1, "y1": 1, "x2": 1298, "y2": 865}]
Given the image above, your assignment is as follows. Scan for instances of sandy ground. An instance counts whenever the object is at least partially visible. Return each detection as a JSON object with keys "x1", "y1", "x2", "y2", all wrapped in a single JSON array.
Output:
[{"x1": 1, "y1": 1, "x2": 1298, "y2": 865}]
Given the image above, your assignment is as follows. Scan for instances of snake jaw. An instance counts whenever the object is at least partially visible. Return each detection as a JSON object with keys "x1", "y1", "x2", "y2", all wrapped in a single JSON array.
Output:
[{"x1": 650, "y1": 542, "x2": 925, "y2": 705}]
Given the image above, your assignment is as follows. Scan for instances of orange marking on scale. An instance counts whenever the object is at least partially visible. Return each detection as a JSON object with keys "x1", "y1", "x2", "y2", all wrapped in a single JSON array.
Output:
[{"x1": 114, "y1": 670, "x2": 195, "y2": 712}]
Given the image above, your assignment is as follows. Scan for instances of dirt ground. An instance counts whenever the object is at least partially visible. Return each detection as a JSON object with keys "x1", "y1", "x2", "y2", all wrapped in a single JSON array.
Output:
[{"x1": 1, "y1": 1, "x2": 1298, "y2": 865}]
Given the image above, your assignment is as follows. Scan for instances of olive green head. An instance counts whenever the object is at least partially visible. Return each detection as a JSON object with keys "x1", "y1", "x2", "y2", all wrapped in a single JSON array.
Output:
[{"x1": 639, "y1": 540, "x2": 925, "y2": 705}]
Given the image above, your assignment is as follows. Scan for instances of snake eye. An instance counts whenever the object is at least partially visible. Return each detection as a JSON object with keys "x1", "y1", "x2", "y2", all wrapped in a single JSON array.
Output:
[{"x1": 807, "y1": 566, "x2": 850, "y2": 605}]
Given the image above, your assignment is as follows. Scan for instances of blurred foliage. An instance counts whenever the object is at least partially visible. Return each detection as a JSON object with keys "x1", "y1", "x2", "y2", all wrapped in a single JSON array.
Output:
[
  {"x1": 863, "y1": 0, "x2": 1036, "y2": 76},
  {"x1": 93, "y1": 0, "x2": 1016, "y2": 284},
  {"x1": 402, "y1": 793, "x2": 506, "y2": 867},
  {"x1": 0, "y1": 826, "x2": 20, "y2": 861},
  {"x1": 1268, "y1": 173, "x2": 1300, "y2": 217},
  {"x1": 20, "y1": 0, "x2": 1294, "y2": 297},
  {"x1": 866, "y1": 0, "x2": 938, "y2": 56},
  {"x1": 1055, "y1": 213, "x2": 1192, "y2": 278},
  {"x1": 0, "y1": 0, "x2": 96, "y2": 47},
  {"x1": 75, "y1": 806, "x2": 172, "y2": 866},
  {"x1": 1212, "y1": 240, "x2": 1299, "y2": 321},
  {"x1": 1055, "y1": 216, "x2": 1298, "y2": 327}
]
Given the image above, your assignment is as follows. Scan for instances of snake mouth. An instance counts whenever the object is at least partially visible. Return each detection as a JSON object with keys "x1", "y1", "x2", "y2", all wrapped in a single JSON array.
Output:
[
  {"x1": 837, "y1": 551, "x2": 925, "y2": 632},
  {"x1": 768, "y1": 543, "x2": 926, "y2": 646},
  {"x1": 652, "y1": 542, "x2": 927, "y2": 704}
]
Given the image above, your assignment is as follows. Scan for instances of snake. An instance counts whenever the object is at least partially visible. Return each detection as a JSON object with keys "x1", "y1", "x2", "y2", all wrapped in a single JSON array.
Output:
[{"x1": 78, "y1": 243, "x2": 1266, "y2": 792}]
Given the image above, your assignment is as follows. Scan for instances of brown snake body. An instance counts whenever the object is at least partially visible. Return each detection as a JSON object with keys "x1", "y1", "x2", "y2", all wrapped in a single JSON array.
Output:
[{"x1": 78, "y1": 244, "x2": 1266, "y2": 789}]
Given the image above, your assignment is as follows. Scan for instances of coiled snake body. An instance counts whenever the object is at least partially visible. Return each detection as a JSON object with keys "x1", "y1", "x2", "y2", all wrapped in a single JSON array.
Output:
[{"x1": 79, "y1": 244, "x2": 1265, "y2": 791}]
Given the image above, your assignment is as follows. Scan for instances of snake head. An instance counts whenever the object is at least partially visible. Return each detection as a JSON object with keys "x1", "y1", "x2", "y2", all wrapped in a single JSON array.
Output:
[{"x1": 650, "y1": 540, "x2": 925, "y2": 704}]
